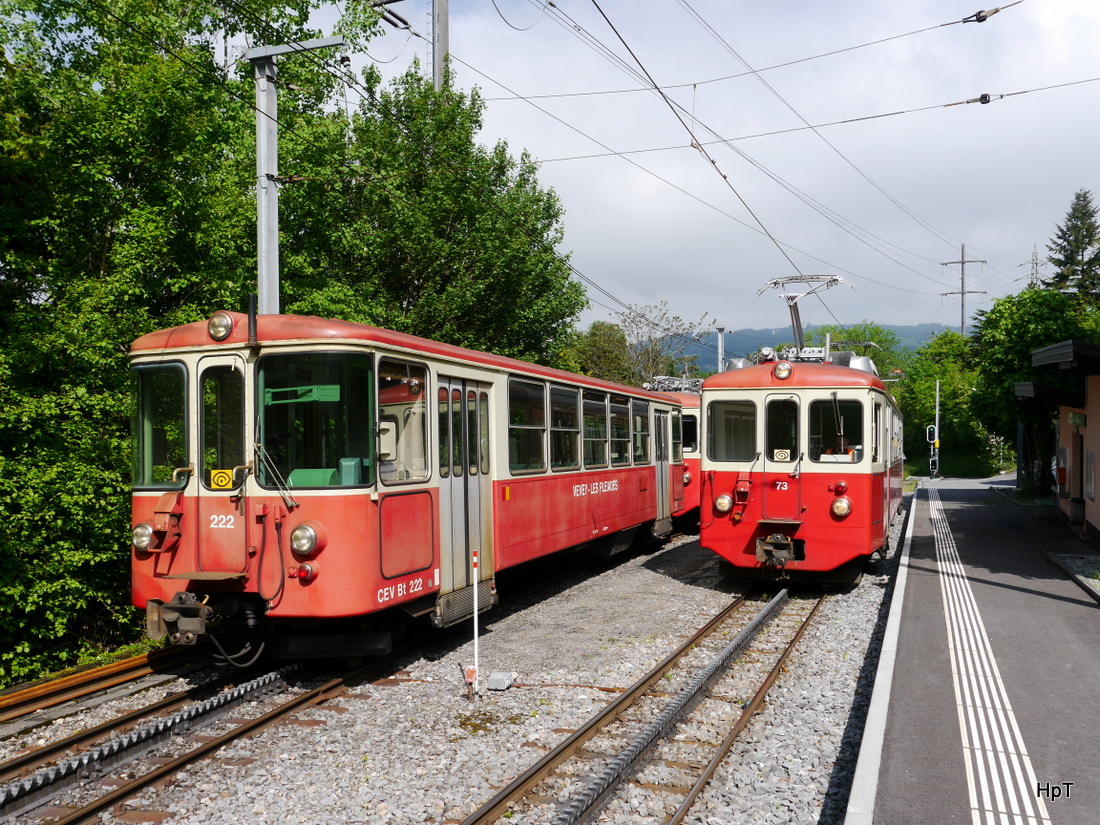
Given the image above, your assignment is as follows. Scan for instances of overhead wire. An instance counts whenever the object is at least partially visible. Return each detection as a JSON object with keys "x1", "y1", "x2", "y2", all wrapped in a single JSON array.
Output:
[
  {"x1": 214, "y1": 0, "x2": 723, "y2": 357},
  {"x1": 587, "y1": 0, "x2": 805, "y2": 279},
  {"x1": 674, "y1": 0, "x2": 962, "y2": 253},
  {"x1": 463, "y1": 1, "x2": 966, "y2": 292}
]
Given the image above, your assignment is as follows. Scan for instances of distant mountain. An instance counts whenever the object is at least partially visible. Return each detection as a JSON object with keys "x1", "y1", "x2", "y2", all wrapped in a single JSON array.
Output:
[{"x1": 686, "y1": 323, "x2": 952, "y2": 373}]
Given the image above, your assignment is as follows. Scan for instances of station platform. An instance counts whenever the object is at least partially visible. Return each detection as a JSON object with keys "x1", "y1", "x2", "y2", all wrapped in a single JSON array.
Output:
[{"x1": 845, "y1": 475, "x2": 1100, "y2": 825}]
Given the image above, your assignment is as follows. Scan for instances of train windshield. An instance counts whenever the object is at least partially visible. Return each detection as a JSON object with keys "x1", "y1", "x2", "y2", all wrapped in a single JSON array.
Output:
[
  {"x1": 257, "y1": 353, "x2": 374, "y2": 488},
  {"x1": 131, "y1": 362, "x2": 189, "y2": 489},
  {"x1": 809, "y1": 397, "x2": 865, "y2": 462},
  {"x1": 707, "y1": 400, "x2": 756, "y2": 461}
]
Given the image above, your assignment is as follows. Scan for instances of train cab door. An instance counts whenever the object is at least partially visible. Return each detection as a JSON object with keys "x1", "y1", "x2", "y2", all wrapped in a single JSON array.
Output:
[
  {"x1": 437, "y1": 376, "x2": 494, "y2": 620},
  {"x1": 761, "y1": 394, "x2": 802, "y2": 522},
  {"x1": 654, "y1": 410, "x2": 672, "y2": 535},
  {"x1": 195, "y1": 354, "x2": 249, "y2": 575}
]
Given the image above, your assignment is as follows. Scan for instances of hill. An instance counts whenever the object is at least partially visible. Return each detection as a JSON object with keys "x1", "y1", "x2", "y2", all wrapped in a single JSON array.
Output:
[{"x1": 687, "y1": 323, "x2": 951, "y2": 373}]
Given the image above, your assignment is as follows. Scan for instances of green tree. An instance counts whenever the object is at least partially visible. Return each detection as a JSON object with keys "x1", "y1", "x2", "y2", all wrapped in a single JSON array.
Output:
[
  {"x1": 1043, "y1": 189, "x2": 1100, "y2": 300},
  {"x1": 897, "y1": 331, "x2": 996, "y2": 476},
  {"x1": 574, "y1": 321, "x2": 635, "y2": 384},
  {"x1": 0, "y1": 0, "x2": 585, "y2": 685},
  {"x1": 971, "y1": 289, "x2": 1091, "y2": 490},
  {"x1": 803, "y1": 322, "x2": 907, "y2": 381},
  {"x1": 280, "y1": 65, "x2": 585, "y2": 365}
]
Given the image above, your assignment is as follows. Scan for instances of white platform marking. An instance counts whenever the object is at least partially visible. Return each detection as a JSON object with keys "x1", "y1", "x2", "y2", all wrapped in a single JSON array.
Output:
[{"x1": 928, "y1": 488, "x2": 1051, "y2": 825}]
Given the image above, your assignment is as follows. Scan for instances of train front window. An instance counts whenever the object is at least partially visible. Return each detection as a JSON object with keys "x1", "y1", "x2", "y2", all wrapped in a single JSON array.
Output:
[
  {"x1": 809, "y1": 397, "x2": 864, "y2": 462},
  {"x1": 201, "y1": 365, "x2": 244, "y2": 489},
  {"x1": 766, "y1": 398, "x2": 798, "y2": 463},
  {"x1": 707, "y1": 400, "x2": 756, "y2": 462},
  {"x1": 130, "y1": 362, "x2": 188, "y2": 489},
  {"x1": 257, "y1": 353, "x2": 374, "y2": 488}
]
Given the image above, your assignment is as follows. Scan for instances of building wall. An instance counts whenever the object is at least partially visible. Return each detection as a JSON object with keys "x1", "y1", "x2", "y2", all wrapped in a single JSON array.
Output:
[
  {"x1": 1055, "y1": 403, "x2": 1087, "y2": 522},
  {"x1": 1084, "y1": 376, "x2": 1100, "y2": 531}
]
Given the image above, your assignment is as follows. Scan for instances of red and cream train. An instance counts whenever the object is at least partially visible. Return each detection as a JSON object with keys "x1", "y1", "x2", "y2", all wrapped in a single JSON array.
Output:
[
  {"x1": 698, "y1": 346, "x2": 904, "y2": 580},
  {"x1": 129, "y1": 311, "x2": 689, "y2": 660}
]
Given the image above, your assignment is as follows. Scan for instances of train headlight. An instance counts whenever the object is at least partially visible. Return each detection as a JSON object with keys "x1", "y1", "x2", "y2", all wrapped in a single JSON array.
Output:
[
  {"x1": 714, "y1": 494, "x2": 734, "y2": 513},
  {"x1": 207, "y1": 311, "x2": 234, "y2": 341},
  {"x1": 289, "y1": 521, "x2": 327, "y2": 556},
  {"x1": 132, "y1": 523, "x2": 154, "y2": 551},
  {"x1": 831, "y1": 497, "x2": 852, "y2": 518},
  {"x1": 683, "y1": 471, "x2": 693, "y2": 486},
  {"x1": 773, "y1": 361, "x2": 792, "y2": 380}
]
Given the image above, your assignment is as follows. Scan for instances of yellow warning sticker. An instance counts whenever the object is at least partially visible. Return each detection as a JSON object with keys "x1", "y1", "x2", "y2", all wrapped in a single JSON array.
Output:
[{"x1": 210, "y1": 469, "x2": 235, "y2": 489}]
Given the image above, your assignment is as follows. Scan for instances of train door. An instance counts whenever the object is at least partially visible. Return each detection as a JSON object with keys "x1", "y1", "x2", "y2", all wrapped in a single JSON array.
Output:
[
  {"x1": 654, "y1": 410, "x2": 672, "y2": 533},
  {"x1": 195, "y1": 354, "x2": 249, "y2": 575},
  {"x1": 761, "y1": 394, "x2": 801, "y2": 521},
  {"x1": 437, "y1": 376, "x2": 493, "y2": 607}
]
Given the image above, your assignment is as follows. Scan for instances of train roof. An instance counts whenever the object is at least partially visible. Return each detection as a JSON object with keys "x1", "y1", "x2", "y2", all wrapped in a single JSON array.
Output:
[
  {"x1": 658, "y1": 391, "x2": 701, "y2": 408},
  {"x1": 702, "y1": 359, "x2": 887, "y2": 392},
  {"x1": 130, "y1": 311, "x2": 677, "y2": 403}
]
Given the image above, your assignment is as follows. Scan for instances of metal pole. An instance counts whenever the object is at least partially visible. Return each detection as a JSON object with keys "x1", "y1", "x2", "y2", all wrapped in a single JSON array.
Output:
[
  {"x1": 254, "y1": 57, "x2": 279, "y2": 315},
  {"x1": 433, "y1": 0, "x2": 448, "y2": 90},
  {"x1": 934, "y1": 379, "x2": 941, "y2": 477},
  {"x1": 960, "y1": 244, "x2": 966, "y2": 335},
  {"x1": 245, "y1": 36, "x2": 344, "y2": 316}
]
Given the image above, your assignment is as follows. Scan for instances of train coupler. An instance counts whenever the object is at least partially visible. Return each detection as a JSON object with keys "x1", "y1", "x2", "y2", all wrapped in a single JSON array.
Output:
[
  {"x1": 755, "y1": 533, "x2": 804, "y2": 565},
  {"x1": 146, "y1": 592, "x2": 214, "y2": 645}
]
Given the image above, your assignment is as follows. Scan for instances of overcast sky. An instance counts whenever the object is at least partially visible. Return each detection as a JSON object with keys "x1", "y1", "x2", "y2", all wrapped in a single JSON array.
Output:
[{"x1": 354, "y1": 0, "x2": 1098, "y2": 352}]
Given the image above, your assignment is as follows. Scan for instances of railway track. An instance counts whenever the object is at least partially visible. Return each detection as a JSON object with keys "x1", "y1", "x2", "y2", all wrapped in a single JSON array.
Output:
[
  {"x1": 0, "y1": 650, "x2": 412, "y2": 825},
  {"x1": 0, "y1": 648, "x2": 197, "y2": 726},
  {"x1": 459, "y1": 589, "x2": 824, "y2": 825}
]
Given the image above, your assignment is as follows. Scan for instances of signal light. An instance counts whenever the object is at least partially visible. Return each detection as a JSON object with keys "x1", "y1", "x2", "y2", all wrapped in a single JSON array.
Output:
[
  {"x1": 834, "y1": 480, "x2": 848, "y2": 494},
  {"x1": 296, "y1": 563, "x2": 317, "y2": 582}
]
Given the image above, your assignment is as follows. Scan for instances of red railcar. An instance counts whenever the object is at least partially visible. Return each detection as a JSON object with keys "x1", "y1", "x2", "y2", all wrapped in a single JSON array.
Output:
[
  {"x1": 130, "y1": 312, "x2": 686, "y2": 659},
  {"x1": 699, "y1": 349, "x2": 903, "y2": 579}
]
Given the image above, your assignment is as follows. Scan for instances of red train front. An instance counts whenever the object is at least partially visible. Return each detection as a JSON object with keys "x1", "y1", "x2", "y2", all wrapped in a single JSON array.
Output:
[
  {"x1": 129, "y1": 311, "x2": 686, "y2": 660},
  {"x1": 699, "y1": 349, "x2": 903, "y2": 579}
]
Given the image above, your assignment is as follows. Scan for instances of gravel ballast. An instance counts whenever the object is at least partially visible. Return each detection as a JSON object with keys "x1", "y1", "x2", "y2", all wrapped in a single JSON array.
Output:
[{"x1": 13, "y1": 504, "x2": 909, "y2": 825}]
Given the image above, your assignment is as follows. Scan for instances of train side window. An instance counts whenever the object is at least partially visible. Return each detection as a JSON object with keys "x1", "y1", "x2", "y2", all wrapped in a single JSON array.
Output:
[
  {"x1": 707, "y1": 400, "x2": 756, "y2": 461},
  {"x1": 550, "y1": 385, "x2": 580, "y2": 471},
  {"x1": 508, "y1": 378, "x2": 546, "y2": 474},
  {"x1": 377, "y1": 360, "x2": 429, "y2": 484},
  {"x1": 583, "y1": 390, "x2": 608, "y2": 468},
  {"x1": 131, "y1": 362, "x2": 189, "y2": 489},
  {"x1": 479, "y1": 392, "x2": 490, "y2": 474},
  {"x1": 466, "y1": 390, "x2": 479, "y2": 475},
  {"x1": 610, "y1": 395, "x2": 631, "y2": 467},
  {"x1": 451, "y1": 388, "x2": 464, "y2": 476},
  {"x1": 873, "y1": 402, "x2": 882, "y2": 462},
  {"x1": 808, "y1": 397, "x2": 864, "y2": 462},
  {"x1": 438, "y1": 388, "x2": 450, "y2": 479},
  {"x1": 681, "y1": 413, "x2": 698, "y2": 455},
  {"x1": 632, "y1": 400, "x2": 650, "y2": 464},
  {"x1": 672, "y1": 411, "x2": 683, "y2": 463}
]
